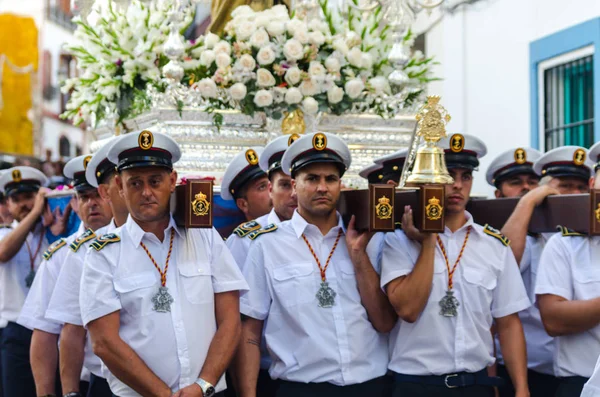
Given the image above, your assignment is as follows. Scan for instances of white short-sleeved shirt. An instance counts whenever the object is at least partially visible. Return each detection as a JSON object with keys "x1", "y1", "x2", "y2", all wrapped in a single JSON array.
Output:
[
  {"x1": 0, "y1": 225, "x2": 12, "y2": 329},
  {"x1": 240, "y1": 211, "x2": 389, "y2": 386},
  {"x1": 365, "y1": 232, "x2": 387, "y2": 275},
  {"x1": 0, "y1": 221, "x2": 48, "y2": 325},
  {"x1": 535, "y1": 234, "x2": 600, "y2": 378},
  {"x1": 226, "y1": 208, "x2": 282, "y2": 370},
  {"x1": 46, "y1": 222, "x2": 115, "y2": 377},
  {"x1": 495, "y1": 233, "x2": 555, "y2": 375},
  {"x1": 226, "y1": 209, "x2": 281, "y2": 272},
  {"x1": 380, "y1": 212, "x2": 530, "y2": 376},
  {"x1": 18, "y1": 223, "x2": 86, "y2": 333},
  {"x1": 80, "y1": 215, "x2": 248, "y2": 397},
  {"x1": 582, "y1": 354, "x2": 600, "y2": 397}
]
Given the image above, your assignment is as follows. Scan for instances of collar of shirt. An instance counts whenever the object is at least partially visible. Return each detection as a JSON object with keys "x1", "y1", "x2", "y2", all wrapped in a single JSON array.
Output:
[
  {"x1": 125, "y1": 214, "x2": 184, "y2": 248},
  {"x1": 441, "y1": 211, "x2": 481, "y2": 237},
  {"x1": 290, "y1": 210, "x2": 346, "y2": 239},
  {"x1": 267, "y1": 208, "x2": 282, "y2": 225}
]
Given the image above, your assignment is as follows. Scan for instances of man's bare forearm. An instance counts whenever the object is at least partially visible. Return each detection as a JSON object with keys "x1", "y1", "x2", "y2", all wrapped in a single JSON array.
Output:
[
  {"x1": 30, "y1": 329, "x2": 59, "y2": 396},
  {"x1": 497, "y1": 314, "x2": 528, "y2": 394},
  {"x1": 352, "y1": 252, "x2": 397, "y2": 332},
  {"x1": 0, "y1": 214, "x2": 39, "y2": 263},
  {"x1": 538, "y1": 295, "x2": 600, "y2": 336},
  {"x1": 59, "y1": 324, "x2": 86, "y2": 393},
  {"x1": 236, "y1": 317, "x2": 263, "y2": 397},
  {"x1": 501, "y1": 200, "x2": 535, "y2": 265},
  {"x1": 199, "y1": 291, "x2": 242, "y2": 385}
]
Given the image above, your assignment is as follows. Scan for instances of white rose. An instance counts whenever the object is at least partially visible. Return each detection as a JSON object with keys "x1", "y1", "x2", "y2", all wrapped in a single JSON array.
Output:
[
  {"x1": 229, "y1": 83, "x2": 247, "y2": 100},
  {"x1": 255, "y1": 15, "x2": 270, "y2": 28},
  {"x1": 236, "y1": 21, "x2": 256, "y2": 40},
  {"x1": 325, "y1": 57, "x2": 341, "y2": 73},
  {"x1": 308, "y1": 61, "x2": 326, "y2": 79},
  {"x1": 285, "y1": 87, "x2": 302, "y2": 104},
  {"x1": 214, "y1": 41, "x2": 231, "y2": 55},
  {"x1": 196, "y1": 78, "x2": 218, "y2": 99},
  {"x1": 308, "y1": 31, "x2": 326, "y2": 46},
  {"x1": 302, "y1": 97, "x2": 319, "y2": 115},
  {"x1": 327, "y1": 85, "x2": 344, "y2": 104},
  {"x1": 345, "y1": 78, "x2": 364, "y2": 99},
  {"x1": 345, "y1": 31, "x2": 361, "y2": 48},
  {"x1": 369, "y1": 76, "x2": 391, "y2": 95},
  {"x1": 256, "y1": 47, "x2": 276, "y2": 65},
  {"x1": 283, "y1": 39, "x2": 304, "y2": 61},
  {"x1": 294, "y1": 28, "x2": 310, "y2": 45},
  {"x1": 250, "y1": 28, "x2": 270, "y2": 48},
  {"x1": 204, "y1": 33, "x2": 220, "y2": 49},
  {"x1": 200, "y1": 50, "x2": 216, "y2": 66},
  {"x1": 361, "y1": 53, "x2": 373, "y2": 69},
  {"x1": 254, "y1": 89, "x2": 273, "y2": 107},
  {"x1": 300, "y1": 78, "x2": 320, "y2": 96},
  {"x1": 256, "y1": 68, "x2": 276, "y2": 87},
  {"x1": 216, "y1": 53, "x2": 232, "y2": 69},
  {"x1": 231, "y1": 5, "x2": 253, "y2": 18},
  {"x1": 347, "y1": 47, "x2": 363, "y2": 68},
  {"x1": 332, "y1": 38, "x2": 349, "y2": 55},
  {"x1": 239, "y1": 54, "x2": 256, "y2": 70},
  {"x1": 271, "y1": 5, "x2": 289, "y2": 19},
  {"x1": 286, "y1": 19, "x2": 305, "y2": 36},
  {"x1": 308, "y1": 19, "x2": 329, "y2": 33},
  {"x1": 266, "y1": 21, "x2": 285, "y2": 37},
  {"x1": 285, "y1": 66, "x2": 301, "y2": 86}
]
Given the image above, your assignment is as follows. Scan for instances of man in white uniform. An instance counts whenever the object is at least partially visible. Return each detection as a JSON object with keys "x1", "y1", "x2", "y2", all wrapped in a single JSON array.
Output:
[
  {"x1": 536, "y1": 141, "x2": 600, "y2": 397},
  {"x1": 237, "y1": 132, "x2": 396, "y2": 397},
  {"x1": 380, "y1": 134, "x2": 531, "y2": 397},
  {"x1": 80, "y1": 130, "x2": 248, "y2": 397}
]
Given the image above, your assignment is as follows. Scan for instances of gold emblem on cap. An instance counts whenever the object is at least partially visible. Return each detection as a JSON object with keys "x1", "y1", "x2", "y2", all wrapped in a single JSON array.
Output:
[
  {"x1": 514, "y1": 148, "x2": 526, "y2": 164},
  {"x1": 450, "y1": 134, "x2": 465, "y2": 153},
  {"x1": 96, "y1": 171, "x2": 102, "y2": 178},
  {"x1": 83, "y1": 156, "x2": 92, "y2": 170},
  {"x1": 138, "y1": 130, "x2": 154, "y2": 151},
  {"x1": 192, "y1": 191, "x2": 210, "y2": 217},
  {"x1": 573, "y1": 149, "x2": 586, "y2": 166},
  {"x1": 313, "y1": 133, "x2": 327, "y2": 151},
  {"x1": 378, "y1": 174, "x2": 383, "y2": 180},
  {"x1": 375, "y1": 195, "x2": 393, "y2": 220},
  {"x1": 288, "y1": 134, "x2": 300, "y2": 146},
  {"x1": 11, "y1": 169, "x2": 22, "y2": 183},
  {"x1": 425, "y1": 196, "x2": 443, "y2": 221},
  {"x1": 245, "y1": 149, "x2": 259, "y2": 165}
]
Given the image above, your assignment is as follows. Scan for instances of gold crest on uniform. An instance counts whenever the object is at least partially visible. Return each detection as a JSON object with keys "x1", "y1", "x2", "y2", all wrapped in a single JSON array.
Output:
[
  {"x1": 313, "y1": 133, "x2": 327, "y2": 151},
  {"x1": 91, "y1": 233, "x2": 121, "y2": 251},
  {"x1": 138, "y1": 130, "x2": 154, "y2": 150},
  {"x1": 233, "y1": 220, "x2": 261, "y2": 238},
  {"x1": 248, "y1": 224, "x2": 278, "y2": 240},
  {"x1": 43, "y1": 239, "x2": 67, "y2": 260},
  {"x1": 483, "y1": 224, "x2": 510, "y2": 246},
  {"x1": 12, "y1": 169, "x2": 21, "y2": 183},
  {"x1": 573, "y1": 149, "x2": 586, "y2": 166},
  {"x1": 70, "y1": 229, "x2": 97, "y2": 252},
  {"x1": 514, "y1": 148, "x2": 526, "y2": 164},
  {"x1": 245, "y1": 149, "x2": 259, "y2": 165},
  {"x1": 450, "y1": 134, "x2": 465, "y2": 153}
]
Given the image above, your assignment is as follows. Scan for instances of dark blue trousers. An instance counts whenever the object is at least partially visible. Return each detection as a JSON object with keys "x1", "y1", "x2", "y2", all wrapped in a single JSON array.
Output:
[
  {"x1": 88, "y1": 373, "x2": 112, "y2": 397},
  {"x1": 1, "y1": 322, "x2": 36, "y2": 397}
]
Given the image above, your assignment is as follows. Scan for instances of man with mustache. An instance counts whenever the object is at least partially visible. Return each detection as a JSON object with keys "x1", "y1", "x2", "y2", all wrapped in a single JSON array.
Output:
[
  {"x1": 380, "y1": 134, "x2": 530, "y2": 397},
  {"x1": 237, "y1": 132, "x2": 396, "y2": 397},
  {"x1": 18, "y1": 155, "x2": 113, "y2": 397},
  {"x1": 46, "y1": 138, "x2": 129, "y2": 397},
  {"x1": 80, "y1": 130, "x2": 248, "y2": 397},
  {"x1": 0, "y1": 166, "x2": 51, "y2": 397},
  {"x1": 492, "y1": 146, "x2": 592, "y2": 397},
  {"x1": 534, "y1": 142, "x2": 599, "y2": 397},
  {"x1": 228, "y1": 135, "x2": 299, "y2": 397}
]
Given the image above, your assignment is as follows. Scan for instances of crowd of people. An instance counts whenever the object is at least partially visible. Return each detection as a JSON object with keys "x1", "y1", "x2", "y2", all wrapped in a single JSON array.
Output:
[{"x1": 0, "y1": 128, "x2": 599, "y2": 397}]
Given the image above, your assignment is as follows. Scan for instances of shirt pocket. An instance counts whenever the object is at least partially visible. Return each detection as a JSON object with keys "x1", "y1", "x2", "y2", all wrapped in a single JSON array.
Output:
[
  {"x1": 338, "y1": 260, "x2": 361, "y2": 302},
  {"x1": 114, "y1": 272, "x2": 157, "y2": 317},
  {"x1": 573, "y1": 269, "x2": 600, "y2": 301},
  {"x1": 178, "y1": 262, "x2": 214, "y2": 305},
  {"x1": 272, "y1": 262, "x2": 316, "y2": 308},
  {"x1": 461, "y1": 267, "x2": 497, "y2": 314}
]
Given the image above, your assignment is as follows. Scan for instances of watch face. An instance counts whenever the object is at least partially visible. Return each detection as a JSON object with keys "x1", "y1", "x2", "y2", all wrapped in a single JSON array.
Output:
[{"x1": 205, "y1": 386, "x2": 215, "y2": 397}]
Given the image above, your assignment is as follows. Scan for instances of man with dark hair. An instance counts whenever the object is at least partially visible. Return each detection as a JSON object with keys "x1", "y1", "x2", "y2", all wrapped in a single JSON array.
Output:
[
  {"x1": 80, "y1": 130, "x2": 247, "y2": 397},
  {"x1": 46, "y1": 138, "x2": 129, "y2": 397},
  {"x1": 380, "y1": 134, "x2": 530, "y2": 397},
  {"x1": 487, "y1": 148, "x2": 542, "y2": 199},
  {"x1": 237, "y1": 132, "x2": 396, "y2": 397}
]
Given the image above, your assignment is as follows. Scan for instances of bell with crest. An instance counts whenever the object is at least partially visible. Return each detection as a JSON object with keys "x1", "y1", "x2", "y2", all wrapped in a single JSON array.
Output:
[{"x1": 403, "y1": 96, "x2": 454, "y2": 186}]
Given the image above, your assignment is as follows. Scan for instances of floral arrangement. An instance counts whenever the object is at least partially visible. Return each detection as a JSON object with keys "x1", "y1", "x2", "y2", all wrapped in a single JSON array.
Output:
[{"x1": 61, "y1": 0, "x2": 436, "y2": 127}]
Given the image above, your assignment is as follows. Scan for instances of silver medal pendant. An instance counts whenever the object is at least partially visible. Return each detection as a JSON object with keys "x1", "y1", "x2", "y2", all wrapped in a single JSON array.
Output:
[
  {"x1": 152, "y1": 286, "x2": 174, "y2": 313},
  {"x1": 25, "y1": 270, "x2": 36, "y2": 288},
  {"x1": 439, "y1": 290, "x2": 459, "y2": 317},
  {"x1": 316, "y1": 281, "x2": 336, "y2": 308}
]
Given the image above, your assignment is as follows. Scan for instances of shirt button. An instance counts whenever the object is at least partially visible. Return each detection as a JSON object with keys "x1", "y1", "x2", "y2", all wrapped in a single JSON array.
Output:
[{"x1": 198, "y1": 268, "x2": 203, "y2": 274}]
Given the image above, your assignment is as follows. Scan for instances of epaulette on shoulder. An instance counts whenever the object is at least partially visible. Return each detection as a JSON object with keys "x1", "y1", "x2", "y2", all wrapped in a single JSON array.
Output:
[
  {"x1": 233, "y1": 220, "x2": 261, "y2": 238},
  {"x1": 395, "y1": 222, "x2": 402, "y2": 229},
  {"x1": 483, "y1": 224, "x2": 510, "y2": 247},
  {"x1": 0, "y1": 224, "x2": 11, "y2": 229},
  {"x1": 70, "y1": 229, "x2": 97, "y2": 252},
  {"x1": 557, "y1": 225, "x2": 585, "y2": 237},
  {"x1": 43, "y1": 239, "x2": 67, "y2": 260},
  {"x1": 91, "y1": 233, "x2": 121, "y2": 251},
  {"x1": 248, "y1": 224, "x2": 278, "y2": 241}
]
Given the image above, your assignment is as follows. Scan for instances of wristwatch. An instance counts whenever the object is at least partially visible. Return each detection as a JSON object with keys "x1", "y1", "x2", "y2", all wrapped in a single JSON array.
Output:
[
  {"x1": 195, "y1": 378, "x2": 215, "y2": 397},
  {"x1": 64, "y1": 393, "x2": 82, "y2": 397}
]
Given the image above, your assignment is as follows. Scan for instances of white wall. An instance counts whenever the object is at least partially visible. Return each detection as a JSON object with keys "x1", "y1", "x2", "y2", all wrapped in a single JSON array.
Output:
[{"x1": 421, "y1": 0, "x2": 600, "y2": 197}]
